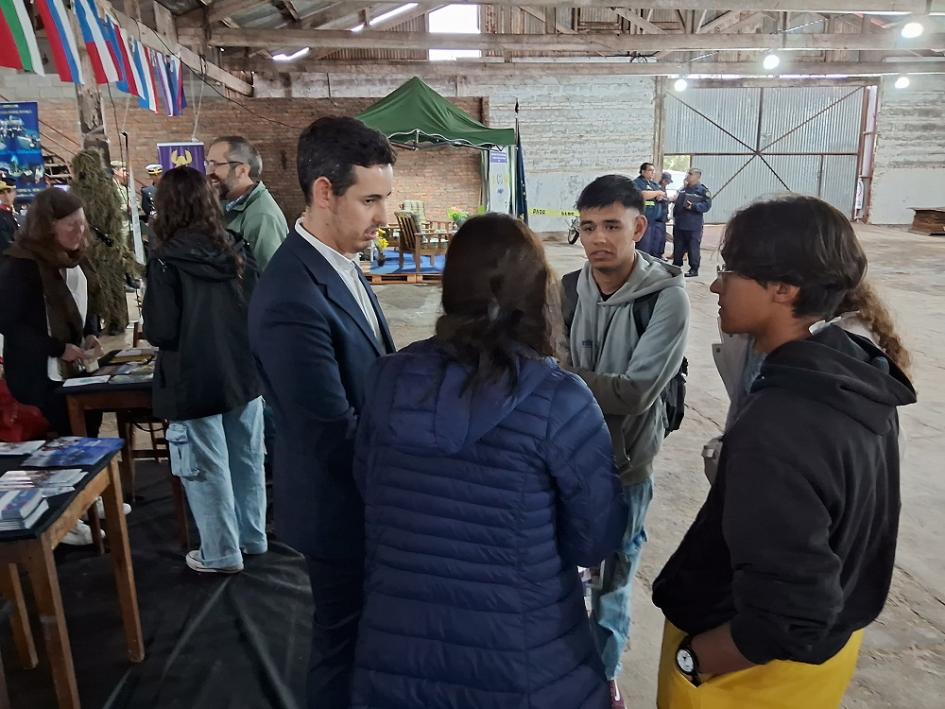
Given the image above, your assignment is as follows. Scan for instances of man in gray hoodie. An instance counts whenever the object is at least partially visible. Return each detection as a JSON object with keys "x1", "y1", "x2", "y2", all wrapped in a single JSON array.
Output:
[{"x1": 563, "y1": 174, "x2": 690, "y2": 708}]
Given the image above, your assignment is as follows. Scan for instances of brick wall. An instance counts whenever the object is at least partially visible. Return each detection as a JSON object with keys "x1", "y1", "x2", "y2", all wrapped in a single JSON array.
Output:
[
  {"x1": 0, "y1": 69, "x2": 482, "y2": 225},
  {"x1": 256, "y1": 71, "x2": 659, "y2": 233}
]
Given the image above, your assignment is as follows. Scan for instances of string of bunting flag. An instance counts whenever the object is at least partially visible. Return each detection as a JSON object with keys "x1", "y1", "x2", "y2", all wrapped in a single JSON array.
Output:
[{"x1": 0, "y1": 0, "x2": 186, "y2": 117}]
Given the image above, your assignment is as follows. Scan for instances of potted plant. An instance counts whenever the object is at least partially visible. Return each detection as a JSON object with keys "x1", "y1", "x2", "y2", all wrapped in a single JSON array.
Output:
[{"x1": 447, "y1": 207, "x2": 469, "y2": 228}]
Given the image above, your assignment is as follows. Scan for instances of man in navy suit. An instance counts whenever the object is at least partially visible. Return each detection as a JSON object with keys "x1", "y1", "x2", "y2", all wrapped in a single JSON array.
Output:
[{"x1": 248, "y1": 116, "x2": 396, "y2": 708}]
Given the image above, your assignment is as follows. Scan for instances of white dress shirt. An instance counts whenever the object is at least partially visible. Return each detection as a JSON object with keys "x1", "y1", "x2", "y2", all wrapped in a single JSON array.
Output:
[
  {"x1": 47, "y1": 265, "x2": 88, "y2": 381},
  {"x1": 295, "y1": 219, "x2": 382, "y2": 343}
]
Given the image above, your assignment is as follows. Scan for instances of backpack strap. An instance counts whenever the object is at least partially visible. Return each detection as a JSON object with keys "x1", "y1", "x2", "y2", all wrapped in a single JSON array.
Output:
[
  {"x1": 561, "y1": 269, "x2": 580, "y2": 335},
  {"x1": 631, "y1": 290, "x2": 661, "y2": 336}
]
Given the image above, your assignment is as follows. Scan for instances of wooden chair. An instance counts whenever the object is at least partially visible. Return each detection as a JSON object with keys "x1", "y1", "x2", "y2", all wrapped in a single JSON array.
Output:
[{"x1": 395, "y1": 211, "x2": 450, "y2": 274}]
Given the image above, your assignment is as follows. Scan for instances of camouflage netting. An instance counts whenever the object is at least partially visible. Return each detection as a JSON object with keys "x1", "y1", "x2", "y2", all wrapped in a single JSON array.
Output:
[{"x1": 70, "y1": 150, "x2": 136, "y2": 333}]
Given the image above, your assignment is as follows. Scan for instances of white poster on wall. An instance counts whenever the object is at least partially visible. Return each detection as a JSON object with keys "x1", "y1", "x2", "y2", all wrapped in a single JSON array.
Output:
[{"x1": 487, "y1": 148, "x2": 511, "y2": 214}]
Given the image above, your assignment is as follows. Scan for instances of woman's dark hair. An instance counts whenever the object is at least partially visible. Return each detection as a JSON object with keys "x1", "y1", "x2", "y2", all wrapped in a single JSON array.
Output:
[
  {"x1": 436, "y1": 213, "x2": 562, "y2": 390},
  {"x1": 839, "y1": 280, "x2": 912, "y2": 374},
  {"x1": 19, "y1": 187, "x2": 85, "y2": 257},
  {"x1": 153, "y1": 166, "x2": 232, "y2": 255},
  {"x1": 721, "y1": 195, "x2": 867, "y2": 319},
  {"x1": 297, "y1": 116, "x2": 396, "y2": 204}
]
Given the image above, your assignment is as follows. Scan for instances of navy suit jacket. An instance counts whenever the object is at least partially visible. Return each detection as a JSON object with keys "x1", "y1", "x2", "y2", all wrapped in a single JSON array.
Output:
[{"x1": 248, "y1": 228, "x2": 394, "y2": 559}]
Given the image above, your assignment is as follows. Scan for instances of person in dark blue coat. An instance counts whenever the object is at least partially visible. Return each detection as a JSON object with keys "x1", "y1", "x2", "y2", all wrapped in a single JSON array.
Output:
[
  {"x1": 672, "y1": 168, "x2": 712, "y2": 277},
  {"x1": 350, "y1": 214, "x2": 628, "y2": 709}
]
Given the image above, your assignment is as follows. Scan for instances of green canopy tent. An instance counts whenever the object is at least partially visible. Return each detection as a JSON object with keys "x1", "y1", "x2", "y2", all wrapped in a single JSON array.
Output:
[{"x1": 357, "y1": 76, "x2": 515, "y2": 150}]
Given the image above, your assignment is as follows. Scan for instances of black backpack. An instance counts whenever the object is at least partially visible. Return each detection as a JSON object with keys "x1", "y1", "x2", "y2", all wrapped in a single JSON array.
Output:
[{"x1": 562, "y1": 270, "x2": 688, "y2": 437}]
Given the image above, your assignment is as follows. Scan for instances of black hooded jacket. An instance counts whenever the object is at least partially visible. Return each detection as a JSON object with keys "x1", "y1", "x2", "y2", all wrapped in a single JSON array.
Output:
[
  {"x1": 143, "y1": 230, "x2": 260, "y2": 421},
  {"x1": 653, "y1": 325, "x2": 916, "y2": 665}
]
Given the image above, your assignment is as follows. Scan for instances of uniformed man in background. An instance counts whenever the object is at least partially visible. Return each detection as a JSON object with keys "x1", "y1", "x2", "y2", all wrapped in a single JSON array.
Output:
[
  {"x1": 632, "y1": 162, "x2": 667, "y2": 257},
  {"x1": 672, "y1": 168, "x2": 712, "y2": 277},
  {"x1": 141, "y1": 164, "x2": 162, "y2": 221}
]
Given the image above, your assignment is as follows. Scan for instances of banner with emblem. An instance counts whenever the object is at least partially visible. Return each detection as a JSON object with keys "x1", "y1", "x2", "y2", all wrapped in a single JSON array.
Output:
[{"x1": 157, "y1": 141, "x2": 205, "y2": 174}]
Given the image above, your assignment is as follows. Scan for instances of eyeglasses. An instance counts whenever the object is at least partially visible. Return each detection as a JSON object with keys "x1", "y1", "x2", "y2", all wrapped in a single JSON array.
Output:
[
  {"x1": 204, "y1": 160, "x2": 242, "y2": 171},
  {"x1": 715, "y1": 265, "x2": 745, "y2": 281}
]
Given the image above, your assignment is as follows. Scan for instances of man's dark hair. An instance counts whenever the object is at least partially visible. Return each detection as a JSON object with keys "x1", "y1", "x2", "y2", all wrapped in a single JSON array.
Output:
[
  {"x1": 721, "y1": 195, "x2": 867, "y2": 319},
  {"x1": 576, "y1": 174, "x2": 644, "y2": 213},
  {"x1": 639, "y1": 162, "x2": 654, "y2": 173},
  {"x1": 297, "y1": 117, "x2": 396, "y2": 204}
]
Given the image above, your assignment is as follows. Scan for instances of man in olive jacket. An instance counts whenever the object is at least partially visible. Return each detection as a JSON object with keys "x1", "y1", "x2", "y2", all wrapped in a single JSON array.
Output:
[{"x1": 207, "y1": 136, "x2": 288, "y2": 271}]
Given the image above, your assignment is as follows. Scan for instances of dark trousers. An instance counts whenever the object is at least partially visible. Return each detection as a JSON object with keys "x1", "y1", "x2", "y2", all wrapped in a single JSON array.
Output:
[
  {"x1": 39, "y1": 381, "x2": 102, "y2": 437},
  {"x1": 639, "y1": 221, "x2": 663, "y2": 257},
  {"x1": 305, "y1": 555, "x2": 364, "y2": 709},
  {"x1": 672, "y1": 228, "x2": 703, "y2": 273},
  {"x1": 650, "y1": 221, "x2": 668, "y2": 258}
]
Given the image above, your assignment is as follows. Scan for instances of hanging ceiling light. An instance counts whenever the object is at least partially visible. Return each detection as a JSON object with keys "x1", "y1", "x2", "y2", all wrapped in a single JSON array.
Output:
[
  {"x1": 900, "y1": 21, "x2": 925, "y2": 39},
  {"x1": 894, "y1": 75, "x2": 911, "y2": 89},
  {"x1": 673, "y1": 77, "x2": 688, "y2": 92},
  {"x1": 762, "y1": 53, "x2": 781, "y2": 71}
]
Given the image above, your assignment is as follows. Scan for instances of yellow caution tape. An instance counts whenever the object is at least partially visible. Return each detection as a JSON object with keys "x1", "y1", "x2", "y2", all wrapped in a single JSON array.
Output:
[{"x1": 527, "y1": 208, "x2": 579, "y2": 218}]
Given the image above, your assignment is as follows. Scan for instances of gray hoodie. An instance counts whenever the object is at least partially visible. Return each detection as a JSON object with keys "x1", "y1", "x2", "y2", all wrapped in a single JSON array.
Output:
[{"x1": 569, "y1": 252, "x2": 690, "y2": 485}]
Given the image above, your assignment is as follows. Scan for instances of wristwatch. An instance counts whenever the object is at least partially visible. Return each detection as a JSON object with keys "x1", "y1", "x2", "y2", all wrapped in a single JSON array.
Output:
[{"x1": 675, "y1": 635, "x2": 702, "y2": 686}]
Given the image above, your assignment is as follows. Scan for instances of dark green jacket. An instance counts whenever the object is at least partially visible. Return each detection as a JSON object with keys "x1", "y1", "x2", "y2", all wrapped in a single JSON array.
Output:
[{"x1": 224, "y1": 182, "x2": 288, "y2": 271}]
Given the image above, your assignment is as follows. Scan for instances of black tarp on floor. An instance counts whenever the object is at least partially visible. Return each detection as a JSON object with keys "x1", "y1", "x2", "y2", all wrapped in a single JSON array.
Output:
[{"x1": 3, "y1": 461, "x2": 312, "y2": 709}]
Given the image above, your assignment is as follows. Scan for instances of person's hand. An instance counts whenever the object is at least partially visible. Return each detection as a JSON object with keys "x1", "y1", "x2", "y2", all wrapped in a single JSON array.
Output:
[
  {"x1": 655, "y1": 192, "x2": 666, "y2": 201},
  {"x1": 81, "y1": 335, "x2": 104, "y2": 358},
  {"x1": 61, "y1": 344, "x2": 85, "y2": 363}
]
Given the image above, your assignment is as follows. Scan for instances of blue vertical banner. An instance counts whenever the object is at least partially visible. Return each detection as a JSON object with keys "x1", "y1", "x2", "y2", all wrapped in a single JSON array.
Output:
[
  {"x1": 157, "y1": 141, "x2": 205, "y2": 174},
  {"x1": 0, "y1": 101, "x2": 44, "y2": 199}
]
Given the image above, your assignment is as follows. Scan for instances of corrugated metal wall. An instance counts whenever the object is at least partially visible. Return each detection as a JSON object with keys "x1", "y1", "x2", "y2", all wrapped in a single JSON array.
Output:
[{"x1": 664, "y1": 86, "x2": 865, "y2": 222}]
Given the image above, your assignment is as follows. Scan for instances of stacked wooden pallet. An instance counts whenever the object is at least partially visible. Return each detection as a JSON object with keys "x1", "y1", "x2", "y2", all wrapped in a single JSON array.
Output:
[{"x1": 910, "y1": 207, "x2": 945, "y2": 236}]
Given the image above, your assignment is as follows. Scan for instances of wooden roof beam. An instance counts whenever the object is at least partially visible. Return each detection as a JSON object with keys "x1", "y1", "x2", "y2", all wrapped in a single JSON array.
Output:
[
  {"x1": 613, "y1": 10, "x2": 666, "y2": 34},
  {"x1": 234, "y1": 57, "x2": 945, "y2": 77},
  {"x1": 335, "y1": 1, "x2": 945, "y2": 14},
  {"x1": 180, "y1": 26, "x2": 945, "y2": 52}
]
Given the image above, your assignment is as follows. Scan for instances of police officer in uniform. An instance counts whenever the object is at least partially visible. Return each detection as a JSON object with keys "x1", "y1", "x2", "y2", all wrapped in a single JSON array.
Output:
[
  {"x1": 140, "y1": 164, "x2": 162, "y2": 221},
  {"x1": 632, "y1": 162, "x2": 667, "y2": 257},
  {"x1": 0, "y1": 180, "x2": 19, "y2": 253},
  {"x1": 672, "y1": 168, "x2": 712, "y2": 277},
  {"x1": 649, "y1": 170, "x2": 673, "y2": 259}
]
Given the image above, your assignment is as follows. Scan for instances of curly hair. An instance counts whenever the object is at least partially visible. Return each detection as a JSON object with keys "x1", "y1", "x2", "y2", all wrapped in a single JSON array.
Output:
[
  {"x1": 153, "y1": 166, "x2": 231, "y2": 251},
  {"x1": 435, "y1": 213, "x2": 562, "y2": 391},
  {"x1": 840, "y1": 280, "x2": 912, "y2": 375}
]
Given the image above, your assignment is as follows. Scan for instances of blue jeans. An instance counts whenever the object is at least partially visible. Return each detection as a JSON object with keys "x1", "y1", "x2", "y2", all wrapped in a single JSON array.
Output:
[
  {"x1": 167, "y1": 397, "x2": 268, "y2": 568},
  {"x1": 590, "y1": 478, "x2": 655, "y2": 679}
]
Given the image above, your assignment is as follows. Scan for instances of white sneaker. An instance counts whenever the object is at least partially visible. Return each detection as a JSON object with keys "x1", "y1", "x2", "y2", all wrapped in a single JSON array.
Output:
[
  {"x1": 94, "y1": 498, "x2": 132, "y2": 518},
  {"x1": 61, "y1": 520, "x2": 105, "y2": 546},
  {"x1": 185, "y1": 550, "x2": 243, "y2": 575}
]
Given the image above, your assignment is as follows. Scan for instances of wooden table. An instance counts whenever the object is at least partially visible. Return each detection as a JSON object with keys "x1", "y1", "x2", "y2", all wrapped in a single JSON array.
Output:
[
  {"x1": 63, "y1": 383, "x2": 189, "y2": 551},
  {"x1": 0, "y1": 453, "x2": 144, "y2": 709}
]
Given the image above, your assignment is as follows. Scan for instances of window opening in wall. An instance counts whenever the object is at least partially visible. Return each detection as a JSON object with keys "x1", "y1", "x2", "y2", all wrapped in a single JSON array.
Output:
[{"x1": 429, "y1": 5, "x2": 481, "y2": 62}]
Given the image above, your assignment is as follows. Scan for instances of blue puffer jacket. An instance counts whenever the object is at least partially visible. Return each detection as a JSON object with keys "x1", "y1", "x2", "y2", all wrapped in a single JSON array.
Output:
[{"x1": 351, "y1": 339, "x2": 627, "y2": 709}]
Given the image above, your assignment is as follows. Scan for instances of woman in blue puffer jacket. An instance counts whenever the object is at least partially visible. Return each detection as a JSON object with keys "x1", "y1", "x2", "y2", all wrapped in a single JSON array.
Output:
[{"x1": 351, "y1": 214, "x2": 628, "y2": 709}]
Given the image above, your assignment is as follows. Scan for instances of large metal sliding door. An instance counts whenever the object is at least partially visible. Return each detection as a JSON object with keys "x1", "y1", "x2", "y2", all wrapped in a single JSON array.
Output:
[{"x1": 663, "y1": 85, "x2": 868, "y2": 223}]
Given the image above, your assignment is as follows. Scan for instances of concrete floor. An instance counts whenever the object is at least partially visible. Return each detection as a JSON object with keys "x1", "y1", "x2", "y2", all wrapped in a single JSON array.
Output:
[{"x1": 373, "y1": 223, "x2": 945, "y2": 708}]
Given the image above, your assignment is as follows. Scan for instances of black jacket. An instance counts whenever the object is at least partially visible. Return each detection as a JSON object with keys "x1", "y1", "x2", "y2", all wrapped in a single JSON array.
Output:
[
  {"x1": 653, "y1": 326, "x2": 916, "y2": 665},
  {"x1": 0, "y1": 255, "x2": 98, "y2": 407},
  {"x1": 0, "y1": 207, "x2": 18, "y2": 253},
  {"x1": 143, "y1": 230, "x2": 260, "y2": 421},
  {"x1": 247, "y1": 229, "x2": 395, "y2": 558}
]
